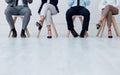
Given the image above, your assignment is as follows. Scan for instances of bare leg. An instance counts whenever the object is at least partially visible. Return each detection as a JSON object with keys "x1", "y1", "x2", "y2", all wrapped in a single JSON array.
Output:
[
  {"x1": 36, "y1": 15, "x2": 45, "y2": 30},
  {"x1": 47, "y1": 25, "x2": 52, "y2": 38},
  {"x1": 39, "y1": 15, "x2": 45, "y2": 26}
]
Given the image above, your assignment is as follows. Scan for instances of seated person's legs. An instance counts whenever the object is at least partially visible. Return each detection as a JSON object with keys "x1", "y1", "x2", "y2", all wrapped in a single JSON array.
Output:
[
  {"x1": 5, "y1": 7, "x2": 18, "y2": 38},
  {"x1": 19, "y1": 7, "x2": 31, "y2": 38},
  {"x1": 45, "y1": 10, "x2": 52, "y2": 38},
  {"x1": 96, "y1": 5, "x2": 118, "y2": 29},
  {"x1": 78, "y1": 7, "x2": 90, "y2": 38},
  {"x1": 36, "y1": 3, "x2": 58, "y2": 31},
  {"x1": 106, "y1": 11, "x2": 113, "y2": 38},
  {"x1": 66, "y1": 8, "x2": 79, "y2": 38}
]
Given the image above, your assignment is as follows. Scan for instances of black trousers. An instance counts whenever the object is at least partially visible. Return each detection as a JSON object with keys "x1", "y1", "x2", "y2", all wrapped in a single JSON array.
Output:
[{"x1": 66, "y1": 6, "x2": 90, "y2": 31}]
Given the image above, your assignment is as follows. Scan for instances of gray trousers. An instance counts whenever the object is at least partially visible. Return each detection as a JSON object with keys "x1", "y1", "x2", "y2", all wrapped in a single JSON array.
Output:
[{"x1": 5, "y1": 6, "x2": 31, "y2": 30}]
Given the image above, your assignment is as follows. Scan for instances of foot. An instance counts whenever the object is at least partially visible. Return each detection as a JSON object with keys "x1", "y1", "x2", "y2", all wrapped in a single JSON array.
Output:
[
  {"x1": 47, "y1": 30, "x2": 52, "y2": 39},
  {"x1": 12, "y1": 28, "x2": 17, "y2": 38},
  {"x1": 71, "y1": 29, "x2": 79, "y2": 38},
  {"x1": 96, "y1": 24, "x2": 101, "y2": 29},
  {"x1": 21, "y1": 29, "x2": 26, "y2": 38},
  {"x1": 79, "y1": 30, "x2": 85, "y2": 38},
  {"x1": 36, "y1": 22, "x2": 42, "y2": 31},
  {"x1": 108, "y1": 30, "x2": 113, "y2": 38}
]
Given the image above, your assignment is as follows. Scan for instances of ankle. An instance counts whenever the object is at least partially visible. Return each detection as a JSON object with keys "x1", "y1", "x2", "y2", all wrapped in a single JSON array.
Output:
[{"x1": 12, "y1": 28, "x2": 16, "y2": 32}]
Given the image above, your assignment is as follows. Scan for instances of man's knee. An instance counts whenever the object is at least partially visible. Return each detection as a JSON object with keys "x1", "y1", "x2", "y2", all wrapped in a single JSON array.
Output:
[
  {"x1": 66, "y1": 9, "x2": 73, "y2": 17},
  {"x1": 83, "y1": 9, "x2": 90, "y2": 17},
  {"x1": 5, "y1": 7, "x2": 12, "y2": 15},
  {"x1": 24, "y1": 8, "x2": 31, "y2": 15}
]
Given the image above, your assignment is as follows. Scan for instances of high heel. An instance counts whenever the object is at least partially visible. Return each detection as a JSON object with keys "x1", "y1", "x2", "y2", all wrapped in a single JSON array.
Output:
[
  {"x1": 96, "y1": 24, "x2": 101, "y2": 29},
  {"x1": 36, "y1": 22, "x2": 42, "y2": 31},
  {"x1": 108, "y1": 30, "x2": 113, "y2": 38},
  {"x1": 47, "y1": 30, "x2": 52, "y2": 39}
]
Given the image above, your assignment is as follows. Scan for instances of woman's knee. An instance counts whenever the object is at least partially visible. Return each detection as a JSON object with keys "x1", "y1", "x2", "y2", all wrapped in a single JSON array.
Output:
[
  {"x1": 43, "y1": 3, "x2": 49, "y2": 9},
  {"x1": 105, "y1": 5, "x2": 112, "y2": 10}
]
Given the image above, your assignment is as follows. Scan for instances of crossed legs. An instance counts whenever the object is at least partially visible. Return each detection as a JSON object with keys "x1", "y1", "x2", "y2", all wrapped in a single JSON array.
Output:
[
  {"x1": 36, "y1": 3, "x2": 58, "y2": 38},
  {"x1": 66, "y1": 7, "x2": 90, "y2": 38},
  {"x1": 96, "y1": 5, "x2": 119, "y2": 38}
]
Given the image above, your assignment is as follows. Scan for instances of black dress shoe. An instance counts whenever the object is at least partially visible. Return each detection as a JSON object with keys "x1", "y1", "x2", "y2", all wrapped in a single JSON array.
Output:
[
  {"x1": 21, "y1": 29, "x2": 26, "y2": 38},
  {"x1": 96, "y1": 24, "x2": 100, "y2": 29},
  {"x1": 12, "y1": 28, "x2": 17, "y2": 38},
  {"x1": 71, "y1": 29, "x2": 79, "y2": 38},
  {"x1": 108, "y1": 36, "x2": 113, "y2": 38},
  {"x1": 47, "y1": 36, "x2": 52, "y2": 39},
  {"x1": 36, "y1": 22, "x2": 42, "y2": 31},
  {"x1": 79, "y1": 30, "x2": 85, "y2": 38}
]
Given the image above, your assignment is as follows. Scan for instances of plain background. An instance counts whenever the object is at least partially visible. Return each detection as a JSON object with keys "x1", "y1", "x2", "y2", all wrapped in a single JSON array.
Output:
[{"x1": 0, "y1": 0, "x2": 120, "y2": 37}]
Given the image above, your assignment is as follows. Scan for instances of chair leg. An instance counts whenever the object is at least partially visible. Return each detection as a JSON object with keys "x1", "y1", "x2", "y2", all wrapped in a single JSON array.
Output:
[
  {"x1": 37, "y1": 30, "x2": 41, "y2": 38},
  {"x1": 100, "y1": 20, "x2": 106, "y2": 37},
  {"x1": 8, "y1": 16, "x2": 30, "y2": 38},
  {"x1": 96, "y1": 19, "x2": 106, "y2": 37},
  {"x1": 8, "y1": 29, "x2": 12, "y2": 37},
  {"x1": 85, "y1": 31, "x2": 88, "y2": 37},
  {"x1": 25, "y1": 28, "x2": 30, "y2": 37},
  {"x1": 66, "y1": 30, "x2": 70, "y2": 38},
  {"x1": 112, "y1": 16, "x2": 120, "y2": 37},
  {"x1": 13, "y1": 16, "x2": 17, "y2": 23},
  {"x1": 79, "y1": 16, "x2": 83, "y2": 24},
  {"x1": 66, "y1": 16, "x2": 83, "y2": 38},
  {"x1": 51, "y1": 17, "x2": 58, "y2": 38}
]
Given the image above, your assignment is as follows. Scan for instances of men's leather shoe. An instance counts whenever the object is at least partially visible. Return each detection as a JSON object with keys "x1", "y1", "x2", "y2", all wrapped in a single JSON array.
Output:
[
  {"x1": 71, "y1": 29, "x2": 79, "y2": 38},
  {"x1": 21, "y1": 29, "x2": 26, "y2": 38},
  {"x1": 79, "y1": 30, "x2": 85, "y2": 38},
  {"x1": 12, "y1": 29, "x2": 17, "y2": 38}
]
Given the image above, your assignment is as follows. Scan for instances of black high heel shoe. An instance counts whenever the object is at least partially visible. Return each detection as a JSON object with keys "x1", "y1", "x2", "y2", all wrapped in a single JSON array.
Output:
[
  {"x1": 96, "y1": 24, "x2": 101, "y2": 29},
  {"x1": 108, "y1": 30, "x2": 113, "y2": 38},
  {"x1": 47, "y1": 30, "x2": 52, "y2": 39},
  {"x1": 36, "y1": 22, "x2": 42, "y2": 31}
]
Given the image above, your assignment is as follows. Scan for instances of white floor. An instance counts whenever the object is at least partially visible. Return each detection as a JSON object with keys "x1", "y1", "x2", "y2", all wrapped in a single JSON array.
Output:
[
  {"x1": 0, "y1": 37, "x2": 120, "y2": 75},
  {"x1": 0, "y1": 18, "x2": 120, "y2": 75}
]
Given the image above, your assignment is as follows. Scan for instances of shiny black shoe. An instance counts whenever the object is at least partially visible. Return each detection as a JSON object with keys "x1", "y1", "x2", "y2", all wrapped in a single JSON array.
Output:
[
  {"x1": 47, "y1": 36, "x2": 52, "y2": 39},
  {"x1": 96, "y1": 24, "x2": 100, "y2": 29},
  {"x1": 108, "y1": 36, "x2": 113, "y2": 38},
  {"x1": 71, "y1": 29, "x2": 79, "y2": 38},
  {"x1": 108, "y1": 30, "x2": 113, "y2": 38},
  {"x1": 79, "y1": 30, "x2": 85, "y2": 38},
  {"x1": 12, "y1": 28, "x2": 17, "y2": 38},
  {"x1": 36, "y1": 22, "x2": 42, "y2": 31},
  {"x1": 21, "y1": 29, "x2": 26, "y2": 38}
]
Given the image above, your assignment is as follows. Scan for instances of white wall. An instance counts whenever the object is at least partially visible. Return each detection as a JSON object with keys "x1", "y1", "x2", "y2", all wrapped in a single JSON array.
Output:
[{"x1": 0, "y1": 0, "x2": 120, "y2": 37}]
